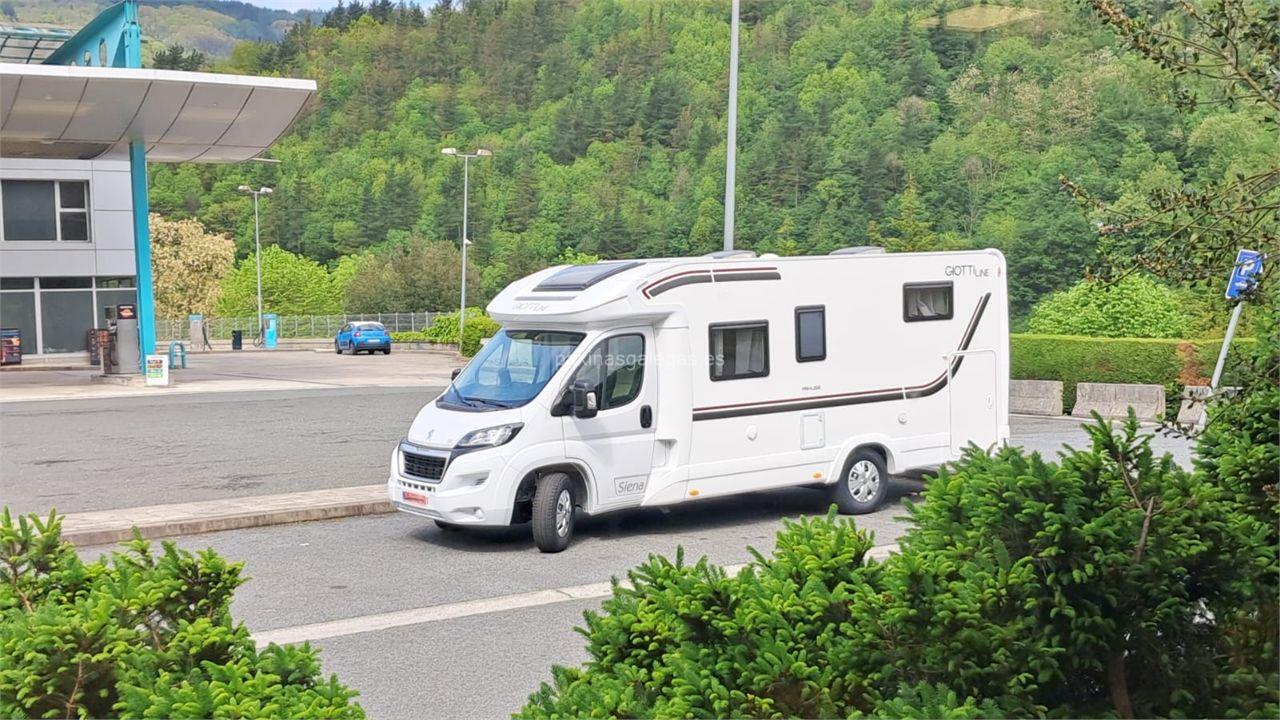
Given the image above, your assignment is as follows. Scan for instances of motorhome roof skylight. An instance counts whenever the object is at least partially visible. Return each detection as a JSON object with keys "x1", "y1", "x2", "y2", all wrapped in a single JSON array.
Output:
[{"x1": 534, "y1": 261, "x2": 642, "y2": 291}]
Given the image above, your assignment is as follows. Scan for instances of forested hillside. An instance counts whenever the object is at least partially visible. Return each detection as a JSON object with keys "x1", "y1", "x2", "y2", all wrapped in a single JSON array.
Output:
[
  {"x1": 144, "y1": 0, "x2": 1277, "y2": 318},
  {"x1": 3, "y1": 0, "x2": 307, "y2": 56}
]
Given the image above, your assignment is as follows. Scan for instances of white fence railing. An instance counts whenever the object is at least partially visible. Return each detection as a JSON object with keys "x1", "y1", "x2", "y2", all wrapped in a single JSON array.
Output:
[{"x1": 158, "y1": 312, "x2": 443, "y2": 341}]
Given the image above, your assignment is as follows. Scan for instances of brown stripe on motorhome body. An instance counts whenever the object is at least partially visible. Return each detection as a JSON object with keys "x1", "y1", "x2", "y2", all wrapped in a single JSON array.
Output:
[{"x1": 692, "y1": 292, "x2": 991, "y2": 421}]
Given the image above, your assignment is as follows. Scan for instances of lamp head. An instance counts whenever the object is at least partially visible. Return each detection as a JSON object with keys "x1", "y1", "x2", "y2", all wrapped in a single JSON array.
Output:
[
  {"x1": 475, "y1": 148, "x2": 493, "y2": 157},
  {"x1": 440, "y1": 147, "x2": 458, "y2": 156},
  {"x1": 238, "y1": 185, "x2": 252, "y2": 193},
  {"x1": 260, "y1": 187, "x2": 274, "y2": 195}
]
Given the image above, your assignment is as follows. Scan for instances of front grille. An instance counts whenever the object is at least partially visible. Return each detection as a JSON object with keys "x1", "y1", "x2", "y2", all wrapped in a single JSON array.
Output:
[{"x1": 403, "y1": 450, "x2": 447, "y2": 481}]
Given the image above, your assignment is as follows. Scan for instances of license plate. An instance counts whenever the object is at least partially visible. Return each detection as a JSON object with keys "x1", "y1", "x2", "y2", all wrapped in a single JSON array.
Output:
[{"x1": 403, "y1": 491, "x2": 427, "y2": 506}]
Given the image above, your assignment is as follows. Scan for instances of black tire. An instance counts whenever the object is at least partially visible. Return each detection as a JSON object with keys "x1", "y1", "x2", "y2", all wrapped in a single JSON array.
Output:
[
  {"x1": 830, "y1": 448, "x2": 889, "y2": 514},
  {"x1": 531, "y1": 472, "x2": 575, "y2": 553},
  {"x1": 334, "y1": 341, "x2": 341, "y2": 354},
  {"x1": 383, "y1": 348, "x2": 391, "y2": 355},
  {"x1": 434, "y1": 519, "x2": 459, "y2": 532}
]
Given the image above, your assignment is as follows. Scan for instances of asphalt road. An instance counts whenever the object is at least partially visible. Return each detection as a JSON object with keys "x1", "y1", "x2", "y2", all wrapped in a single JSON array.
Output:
[
  {"x1": 1, "y1": 386, "x2": 435, "y2": 514},
  {"x1": 43, "y1": 392, "x2": 1195, "y2": 720},
  {"x1": 2, "y1": 381, "x2": 1193, "y2": 515},
  {"x1": 86, "y1": 489, "x2": 917, "y2": 720}
]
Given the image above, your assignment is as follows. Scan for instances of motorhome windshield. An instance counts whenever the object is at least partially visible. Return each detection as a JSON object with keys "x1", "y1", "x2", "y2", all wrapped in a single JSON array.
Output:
[{"x1": 439, "y1": 329, "x2": 584, "y2": 410}]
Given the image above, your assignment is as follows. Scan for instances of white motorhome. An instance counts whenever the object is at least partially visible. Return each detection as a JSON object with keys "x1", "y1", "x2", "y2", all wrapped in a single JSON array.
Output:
[{"x1": 388, "y1": 248, "x2": 1009, "y2": 552}]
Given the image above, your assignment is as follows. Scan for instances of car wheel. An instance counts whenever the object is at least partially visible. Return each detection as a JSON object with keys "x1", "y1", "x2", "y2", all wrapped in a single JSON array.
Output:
[
  {"x1": 383, "y1": 348, "x2": 391, "y2": 355},
  {"x1": 830, "y1": 448, "x2": 889, "y2": 514},
  {"x1": 334, "y1": 341, "x2": 341, "y2": 354},
  {"x1": 531, "y1": 472, "x2": 575, "y2": 553}
]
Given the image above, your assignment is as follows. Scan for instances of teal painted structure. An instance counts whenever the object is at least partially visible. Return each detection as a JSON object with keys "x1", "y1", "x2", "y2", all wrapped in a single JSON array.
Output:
[
  {"x1": 44, "y1": 1, "x2": 156, "y2": 371},
  {"x1": 263, "y1": 313, "x2": 279, "y2": 349}
]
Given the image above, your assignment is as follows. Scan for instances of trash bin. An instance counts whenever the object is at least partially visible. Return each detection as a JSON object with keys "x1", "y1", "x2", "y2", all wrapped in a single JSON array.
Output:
[{"x1": 231, "y1": 330, "x2": 243, "y2": 350}]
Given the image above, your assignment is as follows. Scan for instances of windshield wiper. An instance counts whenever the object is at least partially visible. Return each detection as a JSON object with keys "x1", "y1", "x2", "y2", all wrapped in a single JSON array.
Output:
[{"x1": 463, "y1": 396, "x2": 514, "y2": 408}]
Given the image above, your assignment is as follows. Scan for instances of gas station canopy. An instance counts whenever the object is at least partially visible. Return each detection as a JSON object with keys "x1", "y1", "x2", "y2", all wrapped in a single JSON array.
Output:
[{"x1": 0, "y1": 63, "x2": 316, "y2": 163}]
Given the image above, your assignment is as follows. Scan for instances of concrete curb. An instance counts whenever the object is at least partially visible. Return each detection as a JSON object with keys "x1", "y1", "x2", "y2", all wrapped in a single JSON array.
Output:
[{"x1": 62, "y1": 485, "x2": 392, "y2": 547}]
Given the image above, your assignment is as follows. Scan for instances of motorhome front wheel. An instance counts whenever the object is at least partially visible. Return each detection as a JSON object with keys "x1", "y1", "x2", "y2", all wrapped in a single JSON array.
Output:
[{"x1": 532, "y1": 472, "x2": 576, "y2": 553}]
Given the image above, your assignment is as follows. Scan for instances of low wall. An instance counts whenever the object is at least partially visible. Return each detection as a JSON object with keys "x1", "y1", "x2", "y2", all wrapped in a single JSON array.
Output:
[
  {"x1": 1010, "y1": 379, "x2": 1063, "y2": 416},
  {"x1": 1071, "y1": 382, "x2": 1166, "y2": 422}
]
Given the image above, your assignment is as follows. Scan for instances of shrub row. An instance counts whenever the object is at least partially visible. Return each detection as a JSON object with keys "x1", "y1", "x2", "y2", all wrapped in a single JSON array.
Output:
[
  {"x1": 388, "y1": 308, "x2": 500, "y2": 356},
  {"x1": 0, "y1": 512, "x2": 363, "y2": 719},
  {"x1": 1010, "y1": 333, "x2": 1256, "y2": 412},
  {"x1": 520, "y1": 415, "x2": 1278, "y2": 718}
]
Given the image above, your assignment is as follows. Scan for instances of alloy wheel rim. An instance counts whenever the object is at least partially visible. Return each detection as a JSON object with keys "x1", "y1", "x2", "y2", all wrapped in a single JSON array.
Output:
[
  {"x1": 555, "y1": 489, "x2": 572, "y2": 536},
  {"x1": 847, "y1": 460, "x2": 880, "y2": 502}
]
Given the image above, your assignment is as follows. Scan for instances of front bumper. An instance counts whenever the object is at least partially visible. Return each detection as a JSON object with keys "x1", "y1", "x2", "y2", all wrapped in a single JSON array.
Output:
[{"x1": 386, "y1": 445, "x2": 513, "y2": 526}]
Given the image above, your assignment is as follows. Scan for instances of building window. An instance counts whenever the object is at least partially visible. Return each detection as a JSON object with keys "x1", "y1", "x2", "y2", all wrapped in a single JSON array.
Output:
[
  {"x1": 795, "y1": 306, "x2": 826, "y2": 362},
  {"x1": 904, "y1": 282, "x2": 953, "y2": 322},
  {"x1": 569, "y1": 334, "x2": 645, "y2": 410},
  {"x1": 710, "y1": 321, "x2": 769, "y2": 381},
  {"x1": 1, "y1": 180, "x2": 91, "y2": 242}
]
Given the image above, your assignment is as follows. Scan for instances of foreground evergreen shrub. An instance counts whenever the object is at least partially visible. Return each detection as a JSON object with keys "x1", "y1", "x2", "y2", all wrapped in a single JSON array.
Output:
[
  {"x1": 520, "y1": 416, "x2": 1277, "y2": 718},
  {"x1": 0, "y1": 512, "x2": 363, "y2": 719}
]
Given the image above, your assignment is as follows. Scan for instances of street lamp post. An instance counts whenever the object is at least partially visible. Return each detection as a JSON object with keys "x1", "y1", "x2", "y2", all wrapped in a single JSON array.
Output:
[
  {"x1": 440, "y1": 147, "x2": 492, "y2": 343},
  {"x1": 723, "y1": 0, "x2": 741, "y2": 252},
  {"x1": 238, "y1": 185, "x2": 273, "y2": 341}
]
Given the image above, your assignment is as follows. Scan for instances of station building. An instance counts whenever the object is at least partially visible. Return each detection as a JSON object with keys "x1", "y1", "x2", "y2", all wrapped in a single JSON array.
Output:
[{"x1": 0, "y1": 1, "x2": 314, "y2": 364}]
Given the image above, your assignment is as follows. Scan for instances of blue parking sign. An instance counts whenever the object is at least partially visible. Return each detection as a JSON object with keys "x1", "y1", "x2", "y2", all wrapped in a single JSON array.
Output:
[{"x1": 1225, "y1": 249, "x2": 1263, "y2": 300}]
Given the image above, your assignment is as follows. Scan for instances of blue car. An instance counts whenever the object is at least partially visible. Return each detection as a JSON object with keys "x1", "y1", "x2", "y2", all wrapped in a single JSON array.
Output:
[{"x1": 335, "y1": 321, "x2": 391, "y2": 355}]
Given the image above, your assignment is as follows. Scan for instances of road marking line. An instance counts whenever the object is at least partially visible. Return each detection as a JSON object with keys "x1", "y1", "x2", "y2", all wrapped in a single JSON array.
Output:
[{"x1": 252, "y1": 545, "x2": 897, "y2": 646}]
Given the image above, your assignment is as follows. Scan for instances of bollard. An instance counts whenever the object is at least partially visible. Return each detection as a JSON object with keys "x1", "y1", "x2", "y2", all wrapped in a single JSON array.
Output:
[{"x1": 167, "y1": 341, "x2": 187, "y2": 369}]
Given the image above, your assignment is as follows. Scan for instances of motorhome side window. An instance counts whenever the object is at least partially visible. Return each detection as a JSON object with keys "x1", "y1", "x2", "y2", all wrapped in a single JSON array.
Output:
[
  {"x1": 709, "y1": 322, "x2": 769, "y2": 381},
  {"x1": 903, "y1": 282, "x2": 954, "y2": 322},
  {"x1": 794, "y1": 306, "x2": 825, "y2": 362},
  {"x1": 569, "y1": 334, "x2": 645, "y2": 410}
]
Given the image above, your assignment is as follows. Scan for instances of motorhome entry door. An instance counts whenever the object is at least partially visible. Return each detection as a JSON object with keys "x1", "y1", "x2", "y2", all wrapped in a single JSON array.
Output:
[
  {"x1": 947, "y1": 348, "x2": 999, "y2": 456},
  {"x1": 561, "y1": 328, "x2": 657, "y2": 505}
]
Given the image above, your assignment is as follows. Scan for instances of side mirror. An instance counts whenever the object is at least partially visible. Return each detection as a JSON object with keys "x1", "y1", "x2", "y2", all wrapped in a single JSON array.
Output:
[
  {"x1": 570, "y1": 380, "x2": 598, "y2": 419},
  {"x1": 451, "y1": 367, "x2": 462, "y2": 381}
]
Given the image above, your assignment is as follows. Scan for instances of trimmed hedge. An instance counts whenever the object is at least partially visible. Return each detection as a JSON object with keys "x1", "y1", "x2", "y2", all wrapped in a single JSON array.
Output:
[
  {"x1": 1010, "y1": 334, "x2": 1256, "y2": 412},
  {"x1": 389, "y1": 308, "x2": 500, "y2": 356}
]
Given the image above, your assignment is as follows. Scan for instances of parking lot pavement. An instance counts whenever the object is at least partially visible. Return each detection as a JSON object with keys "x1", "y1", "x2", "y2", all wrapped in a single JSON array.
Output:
[
  {"x1": 1, "y1": 386, "x2": 438, "y2": 515},
  {"x1": 80, "y1": 488, "x2": 915, "y2": 720},
  {"x1": 1008, "y1": 414, "x2": 1194, "y2": 468},
  {"x1": 62, "y1": 415, "x2": 1196, "y2": 720},
  {"x1": 0, "y1": 348, "x2": 459, "y2": 402}
]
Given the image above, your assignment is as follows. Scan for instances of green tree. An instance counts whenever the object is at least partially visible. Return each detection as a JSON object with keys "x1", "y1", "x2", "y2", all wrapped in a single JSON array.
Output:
[
  {"x1": 214, "y1": 245, "x2": 341, "y2": 317},
  {"x1": 1027, "y1": 274, "x2": 1193, "y2": 338},
  {"x1": 151, "y1": 43, "x2": 207, "y2": 71},
  {"x1": 342, "y1": 237, "x2": 477, "y2": 313}
]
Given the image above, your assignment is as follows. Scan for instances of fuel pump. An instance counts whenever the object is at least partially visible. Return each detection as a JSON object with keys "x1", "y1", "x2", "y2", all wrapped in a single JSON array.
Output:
[{"x1": 102, "y1": 303, "x2": 140, "y2": 374}]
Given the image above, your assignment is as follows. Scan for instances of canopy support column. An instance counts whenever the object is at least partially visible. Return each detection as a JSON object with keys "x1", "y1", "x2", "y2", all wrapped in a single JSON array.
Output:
[{"x1": 129, "y1": 140, "x2": 156, "y2": 367}]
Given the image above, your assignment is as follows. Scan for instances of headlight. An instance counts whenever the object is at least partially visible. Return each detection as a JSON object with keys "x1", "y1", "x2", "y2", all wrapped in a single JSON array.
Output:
[{"x1": 456, "y1": 423, "x2": 523, "y2": 449}]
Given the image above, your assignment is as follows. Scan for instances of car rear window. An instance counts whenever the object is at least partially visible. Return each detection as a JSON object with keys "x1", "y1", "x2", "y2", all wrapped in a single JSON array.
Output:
[{"x1": 355, "y1": 323, "x2": 386, "y2": 331}]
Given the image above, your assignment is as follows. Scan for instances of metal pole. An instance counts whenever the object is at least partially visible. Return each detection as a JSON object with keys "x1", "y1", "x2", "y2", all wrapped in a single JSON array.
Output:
[
  {"x1": 1210, "y1": 301, "x2": 1244, "y2": 390},
  {"x1": 722, "y1": 0, "x2": 740, "y2": 252},
  {"x1": 253, "y1": 192, "x2": 263, "y2": 339},
  {"x1": 460, "y1": 155, "x2": 469, "y2": 343}
]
